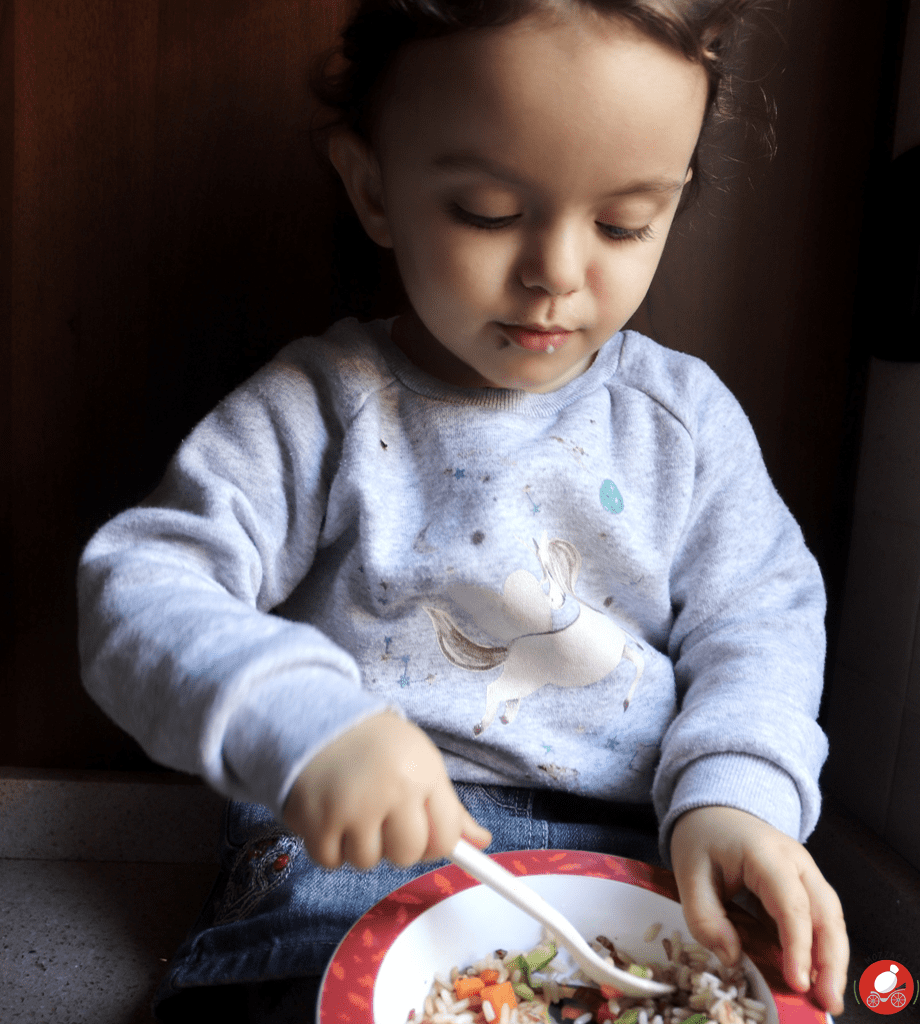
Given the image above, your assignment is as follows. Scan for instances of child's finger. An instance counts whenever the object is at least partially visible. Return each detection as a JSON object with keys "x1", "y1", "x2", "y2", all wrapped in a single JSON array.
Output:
[
  {"x1": 676, "y1": 859, "x2": 742, "y2": 966},
  {"x1": 422, "y1": 788, "x2": 460, "y2": 860},
  {"x1": 305, "y1": 822, "x2": 347, "y2": 870},
  {"x1": 461, "y1": 813, "x2": 492, "y2": 850},
  {"x1": 381, "y1": 803, "x2": 431, "y2": 867},
  {"x1": 802, "y1": 868, "x2": 849, "y2": 1014},
  {"x1": 340, "y1": 820, "x2": 384, "y2": 871},
  {"x1": 423, "y1": 783, "x2": 489, "y2": 860},
  {"x1": 747, "y1": 862, "x2": 815, "y2": 994}
]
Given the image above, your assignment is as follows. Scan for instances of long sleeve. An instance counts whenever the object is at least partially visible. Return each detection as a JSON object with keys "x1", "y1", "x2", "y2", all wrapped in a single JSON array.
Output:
[
  {"x1": 78, "y1": 347, "x2": 391, "y2": 819},
  {"x1": 648, "y1": 354, "x2": 828, "y2": 861}
]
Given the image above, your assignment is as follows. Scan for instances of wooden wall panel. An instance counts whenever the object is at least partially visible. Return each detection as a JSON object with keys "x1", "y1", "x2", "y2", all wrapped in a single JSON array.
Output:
[
  {"x1": 142, "y1": 0, "x2": 347, "y2": 469},
  {"x1": 631, "y1": 0, "x2": 890, "y2": 583},
  {"x1": 1, "y1": 0, "x2": 14, "y2": 762},
  {"x1": 4, "y1": 1, "x2": 354, "y2": 768},
  {"x1": 8, "y1": 1, "x2": 160, "y2": 767}
]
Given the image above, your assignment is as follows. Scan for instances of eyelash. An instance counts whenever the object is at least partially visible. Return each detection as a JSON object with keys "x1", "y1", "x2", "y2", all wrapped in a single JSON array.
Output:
[{"x1": 448, "y1": 202, "x2": 655, "y2": 243}]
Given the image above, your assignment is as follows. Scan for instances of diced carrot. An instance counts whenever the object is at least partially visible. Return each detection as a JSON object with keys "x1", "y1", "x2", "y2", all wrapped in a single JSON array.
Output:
[
  {"x1": 454, "y1": 975, "x2": 486, "y2": 999},
  {"x1": 561, "y1": 1007, "x2": 587, "y2": 1020},
  {"x1": 479, "y1": 969, "x2": 500, "y2": 985},
  {"x1": 481, "y1": 981, "x2": 517, "y2": 1017},
  {"x1": 599, "y1": 985, "x2": 623, "y2": 1000}
]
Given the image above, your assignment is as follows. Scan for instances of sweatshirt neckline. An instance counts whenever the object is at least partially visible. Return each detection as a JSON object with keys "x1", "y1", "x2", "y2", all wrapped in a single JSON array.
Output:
[{"x1": 372, "y1": 318, "x2": 624, "y2": 415}]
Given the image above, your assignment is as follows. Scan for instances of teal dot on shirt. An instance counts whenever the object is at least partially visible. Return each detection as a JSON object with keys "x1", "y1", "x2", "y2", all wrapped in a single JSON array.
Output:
[{"x1": 600, "y1": 479, "x2": 624, "y2": 514}]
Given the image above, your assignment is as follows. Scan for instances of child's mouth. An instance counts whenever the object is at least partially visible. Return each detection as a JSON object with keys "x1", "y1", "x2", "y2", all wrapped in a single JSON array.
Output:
[{"x1": 499, "y1": 324, "x2": 575, "y2": 353}]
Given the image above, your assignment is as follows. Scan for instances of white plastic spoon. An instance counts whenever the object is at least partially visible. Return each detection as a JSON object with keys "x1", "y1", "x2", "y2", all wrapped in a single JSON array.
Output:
[{"x1": 449, "y1": 839, "x2": 675, "y2": 998}]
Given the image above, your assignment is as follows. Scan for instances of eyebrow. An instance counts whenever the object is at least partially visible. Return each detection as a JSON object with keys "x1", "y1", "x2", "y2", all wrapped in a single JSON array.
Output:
[{"x1": 431, "y1": 151, "x2": 686, "y2": 198}]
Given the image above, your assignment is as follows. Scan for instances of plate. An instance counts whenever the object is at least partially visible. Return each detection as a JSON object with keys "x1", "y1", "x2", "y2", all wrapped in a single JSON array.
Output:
[{"x1": 318, "y1": 849, "x2": 827, "y2": 1024}]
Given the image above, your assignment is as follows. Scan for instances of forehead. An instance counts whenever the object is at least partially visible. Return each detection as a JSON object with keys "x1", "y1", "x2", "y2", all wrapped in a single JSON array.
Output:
[{"x1": 375, "y1": 11, "x2": 708, "y2": 191}]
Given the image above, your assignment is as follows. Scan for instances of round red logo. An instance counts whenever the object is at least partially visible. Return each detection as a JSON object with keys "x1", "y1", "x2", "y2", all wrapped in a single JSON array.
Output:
[{"x1": 858, "y1": 960, "x2": 915, "y2": 1014}]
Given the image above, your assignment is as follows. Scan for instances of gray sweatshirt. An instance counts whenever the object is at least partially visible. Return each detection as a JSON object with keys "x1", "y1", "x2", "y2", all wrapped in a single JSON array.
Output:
[{"x1": 78, "y1": 318, "x2": 828, "y2": 861}]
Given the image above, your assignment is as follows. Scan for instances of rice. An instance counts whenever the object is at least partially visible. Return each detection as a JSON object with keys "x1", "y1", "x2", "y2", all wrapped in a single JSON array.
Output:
[{"x1": 409, "y1": 932, "x2": 768, "y2": 1024}]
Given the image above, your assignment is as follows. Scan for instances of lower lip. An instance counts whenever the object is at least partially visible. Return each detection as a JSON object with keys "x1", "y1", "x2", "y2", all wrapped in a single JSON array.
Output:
[{"x1": 500, "y1": 325, "x2": 574, "y2": 353}]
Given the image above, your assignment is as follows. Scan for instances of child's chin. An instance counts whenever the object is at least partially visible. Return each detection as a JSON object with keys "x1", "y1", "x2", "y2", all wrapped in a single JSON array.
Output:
[{"x1": 506, "y1": 362, "x2": 586, "y2": 394}]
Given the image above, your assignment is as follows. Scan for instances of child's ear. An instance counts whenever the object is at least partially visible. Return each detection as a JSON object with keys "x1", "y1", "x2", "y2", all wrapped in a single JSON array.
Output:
[{"x1": 328, "y1": 129, "x2": 393, "y2": 248}]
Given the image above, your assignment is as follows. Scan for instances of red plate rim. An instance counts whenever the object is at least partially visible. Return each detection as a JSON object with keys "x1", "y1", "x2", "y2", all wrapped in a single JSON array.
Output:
[{"x1": 318, "y1": 849, "x2": 825, "y2": 1024}]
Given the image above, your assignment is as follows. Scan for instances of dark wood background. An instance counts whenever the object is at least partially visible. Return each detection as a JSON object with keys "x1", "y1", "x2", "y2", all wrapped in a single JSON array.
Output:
[{"x1": 1, "y1": 0, "x2": 900, "y2": 770}]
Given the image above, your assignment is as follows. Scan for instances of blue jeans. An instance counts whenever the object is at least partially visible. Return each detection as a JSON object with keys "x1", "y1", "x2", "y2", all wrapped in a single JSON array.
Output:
[{"x1": 154, "y1": 784, "x2": 659, "y2": 1023}]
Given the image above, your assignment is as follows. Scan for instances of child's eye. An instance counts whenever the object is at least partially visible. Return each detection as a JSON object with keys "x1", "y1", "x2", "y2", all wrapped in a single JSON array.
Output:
[
  {"x1": 448, "y1": 203, "x2": 520, "y2": 231},
  {"x1": 448, "y1": 202, "x2": 654, "y2": 243},
  {"x1": 597, "y1": 222, "x2": 655, "y2": 243}
]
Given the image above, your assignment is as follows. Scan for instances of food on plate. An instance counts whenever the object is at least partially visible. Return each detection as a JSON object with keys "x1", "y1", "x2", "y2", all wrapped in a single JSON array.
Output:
[{"x1": 408, "y1": 929, "x2": 768, "y2": 1024}]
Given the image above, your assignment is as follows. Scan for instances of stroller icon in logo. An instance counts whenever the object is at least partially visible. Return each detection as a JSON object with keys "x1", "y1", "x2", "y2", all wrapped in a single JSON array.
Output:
[
  {"x1": 859, "y1": 958, "x2": 915, "y2": 1014},
  {"x1": 867, "y1": 966, "x2": 908, "y2": 1009}
]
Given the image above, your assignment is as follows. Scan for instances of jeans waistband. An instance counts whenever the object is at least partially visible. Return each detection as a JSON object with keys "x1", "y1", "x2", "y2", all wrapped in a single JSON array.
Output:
[{"x1": 527, "y1": 786, "x2": 657, "y2": 828}]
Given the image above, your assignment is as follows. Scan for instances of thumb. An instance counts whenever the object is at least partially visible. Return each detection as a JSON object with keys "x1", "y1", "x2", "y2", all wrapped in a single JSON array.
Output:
[
  {"x1": 677, "y1": 862, "x2": 742, "y2": 968},
  {"x1": 461, "y1": 811, "x2": 492, "y2": 850},
  {"x1": 423, "y1": 784, "x2": 491, "y2": 859}
]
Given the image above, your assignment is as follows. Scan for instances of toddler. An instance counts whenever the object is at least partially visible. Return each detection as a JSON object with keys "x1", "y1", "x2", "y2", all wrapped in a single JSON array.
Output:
[{"x1": 78, "y1": 0, "x2": 849, "y2": 1020}]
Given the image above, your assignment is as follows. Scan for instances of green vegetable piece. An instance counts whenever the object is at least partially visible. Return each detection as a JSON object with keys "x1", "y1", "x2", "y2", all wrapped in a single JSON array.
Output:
[
  {"x1": 510, "y1": 954, "x2": 531, "y2": 982},
  {"x1": 525, "y1": 939, "x2": 558, "y2": 975},
  {"x1": 510, "y1": 940, "x2": 558, "y2": 986},
  {"x1": 614, "y1": 1010, "x2": 640, "y2": 1024},
  {"x1": 512, "y1": 980, "x2": 535, "y2": 1001},
  {"x1": 680, "y1": 1016, "x2": 710, "y2": 1024},
  {"x1": 506, "y1": 937, "x2": 557, "y2": 987},
  {"x1": 627, "y1": 963, "x2": 652, "y2": 979}
]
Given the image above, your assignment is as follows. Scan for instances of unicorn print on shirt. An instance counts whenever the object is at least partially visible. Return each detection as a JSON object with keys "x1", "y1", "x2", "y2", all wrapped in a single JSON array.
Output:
[{"x1": 424, "y1": 533, "x2": 645, "y2": 735}]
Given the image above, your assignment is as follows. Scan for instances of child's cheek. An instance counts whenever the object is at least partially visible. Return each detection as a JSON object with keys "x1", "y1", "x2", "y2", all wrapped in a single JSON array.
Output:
[
  {"x1": 429, "y1": 233, "x2": 506, "y2": 312},
  {"x1": 586, "y1": 263, "x2": 607, "y2": 302}
]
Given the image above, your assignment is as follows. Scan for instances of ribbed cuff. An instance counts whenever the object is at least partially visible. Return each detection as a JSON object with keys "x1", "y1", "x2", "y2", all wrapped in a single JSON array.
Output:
[
  {"x1": 221, "y1": 666, "x2": 394, "y2": 820},
  {"x1": 659, "y1": 752, "x2": 801, "y2": 866}
]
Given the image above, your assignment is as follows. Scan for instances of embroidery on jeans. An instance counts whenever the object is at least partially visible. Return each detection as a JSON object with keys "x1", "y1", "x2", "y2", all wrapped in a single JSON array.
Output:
[{"x1": 213, "y1": 828, "x2": 304, "y2": 926}]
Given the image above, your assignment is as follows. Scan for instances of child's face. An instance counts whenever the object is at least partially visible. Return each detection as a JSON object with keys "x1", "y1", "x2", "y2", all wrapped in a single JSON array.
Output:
[{"x1": 336, "y1": 10, "x2": 708, "y2": 392}]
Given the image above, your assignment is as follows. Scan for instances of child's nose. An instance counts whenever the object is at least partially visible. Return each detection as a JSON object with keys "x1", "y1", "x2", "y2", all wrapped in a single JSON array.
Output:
[{"x1": 519, "y1": 224, "x2": 586, "y2": 297}]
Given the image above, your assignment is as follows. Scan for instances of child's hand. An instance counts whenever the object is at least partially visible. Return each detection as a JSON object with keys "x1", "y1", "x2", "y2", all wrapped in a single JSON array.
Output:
[
  {"x1": 283, "y1": 711, "x2": 492, "y2": 870},
  {"x1": 670, "y1": 805, "x2": 848, "y2": 1016}
]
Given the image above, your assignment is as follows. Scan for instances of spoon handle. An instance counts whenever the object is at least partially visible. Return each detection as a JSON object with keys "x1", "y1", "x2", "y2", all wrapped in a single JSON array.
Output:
[{"x1": 449, "y1": 840, "x2": 674, "y2": 998}]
